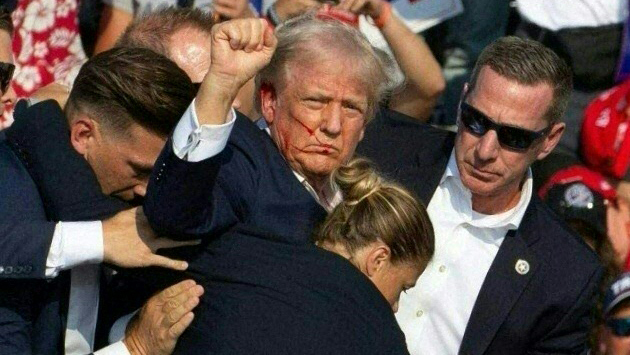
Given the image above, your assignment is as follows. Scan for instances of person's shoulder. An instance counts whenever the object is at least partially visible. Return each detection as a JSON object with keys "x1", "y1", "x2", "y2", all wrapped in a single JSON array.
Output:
[
  {"x1": 358, "y1": 107, "x2": 455, "y2": 171},
  {"x1": 369, "y1": 107, "x2": 453, "y2": 136},
  {"x1": 527, "y1": 196, "x2": 601, "y2": 272}
]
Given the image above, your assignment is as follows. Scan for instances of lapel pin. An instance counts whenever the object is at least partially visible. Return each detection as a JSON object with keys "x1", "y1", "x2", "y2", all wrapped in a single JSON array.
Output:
[{"x1": 515, "y1": 259, "x2": 530, "y2": 275}]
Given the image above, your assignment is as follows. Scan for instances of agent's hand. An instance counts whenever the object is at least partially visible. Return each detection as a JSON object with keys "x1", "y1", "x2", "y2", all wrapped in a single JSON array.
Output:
[
  {"x1": 124, "y1": 280, "x2": 204, "y2": 355},
  {"x1": 102, "y1": 207, "x2": 199, "y2": 270},
  {"x1": 30, "y1": 82, "x2": 71, "y2": 107}
]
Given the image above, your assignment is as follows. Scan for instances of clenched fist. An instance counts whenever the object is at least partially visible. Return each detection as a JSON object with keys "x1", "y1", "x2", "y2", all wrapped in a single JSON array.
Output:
[{"x1": 195, "y1": 19, "x2": 277, "y2": 126}]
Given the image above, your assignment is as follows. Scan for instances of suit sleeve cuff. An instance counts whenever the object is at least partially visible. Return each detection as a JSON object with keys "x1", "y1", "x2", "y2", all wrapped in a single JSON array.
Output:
[
  {"x1": 172, "y1": 99, "x2": 236, "y2": 162},
  {"x1": 93, "y1": 341, "x2": 131, "y2": 355}
]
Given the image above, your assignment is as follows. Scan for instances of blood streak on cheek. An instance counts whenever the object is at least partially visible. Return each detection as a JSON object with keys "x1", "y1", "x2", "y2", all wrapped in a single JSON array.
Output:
[{"x1": 293, "y1": 116, "x2": 315, "y2": 136}]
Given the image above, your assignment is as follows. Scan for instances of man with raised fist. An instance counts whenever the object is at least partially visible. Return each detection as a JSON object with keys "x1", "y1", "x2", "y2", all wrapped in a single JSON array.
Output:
[{"x1": 143, "y1": 15, "x2": 406, "y2": 354}]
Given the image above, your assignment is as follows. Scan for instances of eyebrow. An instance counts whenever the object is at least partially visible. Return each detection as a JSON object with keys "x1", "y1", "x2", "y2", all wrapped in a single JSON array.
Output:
[{"x1": 303, "y1": 92, "x2": 367, "y2": 108}]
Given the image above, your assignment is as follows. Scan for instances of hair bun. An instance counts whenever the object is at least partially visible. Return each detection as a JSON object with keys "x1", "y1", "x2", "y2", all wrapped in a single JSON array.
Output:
[{"x1": 334, "y1": 158, "x2": 382, "y2": 206}]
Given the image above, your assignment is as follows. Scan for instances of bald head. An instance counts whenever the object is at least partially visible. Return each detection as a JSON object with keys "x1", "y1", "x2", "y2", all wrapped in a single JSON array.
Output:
[{"x1": 168, "y1": 27, "x2": 212, "y2": 83}]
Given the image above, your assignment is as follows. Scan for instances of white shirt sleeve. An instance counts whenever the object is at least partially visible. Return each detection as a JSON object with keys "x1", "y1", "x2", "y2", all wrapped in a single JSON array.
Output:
[
  {"x1": 172, "y1": 99, "x2": 236, "y2": 163},
  {"x1": 93, "y1": 341, "x2": 131, "y2": 355},
  {"x1": 46, "y1": 221, "x2": 104, "y2": 278}
]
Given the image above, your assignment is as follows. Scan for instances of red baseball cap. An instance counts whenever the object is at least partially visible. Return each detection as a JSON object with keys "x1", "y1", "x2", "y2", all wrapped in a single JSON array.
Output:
[
  {"x1": 539, "y1": 165, "x2": 616, "y2": 236},
  {"x1": 581, "y1": 79, "x2": 630, "y2": 181}
]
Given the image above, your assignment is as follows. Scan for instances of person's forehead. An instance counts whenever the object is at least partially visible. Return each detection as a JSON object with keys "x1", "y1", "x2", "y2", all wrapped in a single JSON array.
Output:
[
  {"x1": 0, "y1": 30, "x2": 12, "y2": 64},
  {"x1": 468, "y1": 67, "x2": 554, "y2": 130},
  {"x1": 283, "y1": 61, "x2": 368, "y2": 99}
]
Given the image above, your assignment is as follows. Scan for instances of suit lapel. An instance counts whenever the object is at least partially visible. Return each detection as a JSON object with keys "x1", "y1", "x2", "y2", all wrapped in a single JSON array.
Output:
[{"x1": 459, "y1": 204, "x2": 540, "y2": 355}]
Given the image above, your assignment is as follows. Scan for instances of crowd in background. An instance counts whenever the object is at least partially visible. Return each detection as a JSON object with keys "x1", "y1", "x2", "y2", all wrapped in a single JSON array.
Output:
[{"x1": 2, "y1": 0, "x2": 630, "y2": 354}]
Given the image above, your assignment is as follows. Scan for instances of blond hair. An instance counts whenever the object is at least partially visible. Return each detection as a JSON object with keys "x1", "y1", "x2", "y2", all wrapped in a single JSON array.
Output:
[{"x1": 314, "y1": 158, "x2": 434, "y2": 266}]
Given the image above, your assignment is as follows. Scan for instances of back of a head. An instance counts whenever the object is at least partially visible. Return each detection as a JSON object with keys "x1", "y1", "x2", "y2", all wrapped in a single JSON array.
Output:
[
  {"x1": 469, "y1": 36, "x2": 572, "y2": 123},
  {"x1": 116, "y1": 7, "x2": 215, "y2": 57},
  {"x1": 66, "y1": 47, "x2": 195, "y2": 137},
  {"x1": 255, "y1": 13, "x2": 392, "y2": 120},
  {"x1": 315, "y1": 158, "x2": 435, "y2": 266}
]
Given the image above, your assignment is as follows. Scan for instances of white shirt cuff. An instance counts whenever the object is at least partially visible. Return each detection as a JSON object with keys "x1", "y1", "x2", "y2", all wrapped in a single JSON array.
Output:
[
  {"x1": 109, "y1": 309, "x2": 139, "y2": 344},
  {"x1": 45, "y1": 221, "x2": 103, "y2": 278},
  {"x1": 93, "y1": 341, "x2": 131, "y2": 355},
  {"x1": 172, "y1": 99, "x2": 236, "y2": 162}
]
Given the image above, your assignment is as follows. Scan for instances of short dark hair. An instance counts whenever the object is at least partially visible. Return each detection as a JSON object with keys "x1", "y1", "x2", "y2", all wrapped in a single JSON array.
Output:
[
  {"x1": 66, "y1": 47, "x2": 195, "y2": 137},
  {"x1": 0, "y1": 6, "x2": 13, "y2": 36},
  {"x1": 116, "y1": 7, "x2": 215, "y2": 57},
  {"x1": 469, "y1": 36, "x2": 572, "y2": 123}
]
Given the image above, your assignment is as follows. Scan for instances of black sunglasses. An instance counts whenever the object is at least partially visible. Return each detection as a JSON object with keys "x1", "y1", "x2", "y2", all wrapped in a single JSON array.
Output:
[
  {"x1": 459, "y1": 101, "x2": 551, "y2": 151},
  {"x1": 607, "y1": 317, "x2": 630, "y2": 336},
  {"x1": 0, "y1": 62, "x2": 14, "y2": 95}
]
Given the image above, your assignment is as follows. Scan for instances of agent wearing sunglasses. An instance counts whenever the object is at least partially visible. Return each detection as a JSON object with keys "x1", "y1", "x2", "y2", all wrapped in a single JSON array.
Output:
[
  {"x1": 600, "y1": 273, "x2": 630, "y2": 355},
  {"x1": 358, "y1": 36, "x2": 602, "y2": 354},
  {"x1": 0, "y1": 7, "x2": 16, "y2": 119}
]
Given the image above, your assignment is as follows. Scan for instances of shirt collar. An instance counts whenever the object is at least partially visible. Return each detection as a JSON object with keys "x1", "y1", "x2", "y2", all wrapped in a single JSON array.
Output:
[{"x1": 440, "y1": 150, "x2": 533, "y2": 233}]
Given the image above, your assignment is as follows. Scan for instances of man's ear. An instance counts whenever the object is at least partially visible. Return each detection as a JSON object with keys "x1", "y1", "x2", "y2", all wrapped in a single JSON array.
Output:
[
  {"x1": 69, "y1": 115, "x2": 99, "y2": 158},
  {"x1": 536, "y1": 122, "x2": 565, "y2": 160},
  {"x1": 260, "y1": 83, "x2": 277, "y2": 125},
  {"x1": 365, "y1": 244, "x2": 391, "y2": 278},
  {"x1": 461, "y1": 82, "x2": 469, "y2": 101}
]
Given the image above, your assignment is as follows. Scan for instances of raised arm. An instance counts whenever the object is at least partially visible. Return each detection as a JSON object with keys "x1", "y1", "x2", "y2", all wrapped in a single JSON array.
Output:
[
  {"x1": 144, "y1": 19, "x2": 277, "y2": 239},
  {"x1": 339, "y1": 0, "x2": 445, "y2": 121}
]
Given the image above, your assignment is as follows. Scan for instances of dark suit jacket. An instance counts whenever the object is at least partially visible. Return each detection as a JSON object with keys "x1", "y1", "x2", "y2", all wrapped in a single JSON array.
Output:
[
  {"x1": 356, "y1": 108, "x2": 603, "y2": 355},
  {"x1": 0, "y1": 100, "x2": 130, "y2": 354},
  {"x1": 144, "y1": 113, "x2": 409, "y2": 354},
  {"x1": 171, "y1": 231, "x2": 408, "y2": 355}
]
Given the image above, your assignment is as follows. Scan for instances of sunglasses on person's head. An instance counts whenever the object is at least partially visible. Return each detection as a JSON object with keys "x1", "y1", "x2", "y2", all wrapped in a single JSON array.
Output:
[
  {"x1": 458, "y1": 100, "x2": 551, "y2": 151},
  {"x1": 607, "y1": 317, "x2": 630, "y2": 336},
  {"x1": 0, "y1": 62, "x2": 14, "y2": 95}
]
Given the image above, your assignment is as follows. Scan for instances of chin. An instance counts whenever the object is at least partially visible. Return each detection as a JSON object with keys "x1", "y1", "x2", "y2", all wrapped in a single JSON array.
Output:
[
  {"x1": 302, "y1": 158, "x2": 339, "y2": 178},
  {"x1": 460, "y1": 172, "x2": 499, "y2": 197}
]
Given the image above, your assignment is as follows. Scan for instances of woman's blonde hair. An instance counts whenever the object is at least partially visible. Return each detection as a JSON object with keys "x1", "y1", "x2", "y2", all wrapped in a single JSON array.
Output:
[{"x1": 314, "y1": 158, "x2": 434, "y2": 266}]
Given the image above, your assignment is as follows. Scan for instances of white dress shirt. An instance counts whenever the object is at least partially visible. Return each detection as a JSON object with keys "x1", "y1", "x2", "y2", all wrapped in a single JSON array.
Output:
[
  {"x1": 395, "y1": 151, "x2": 533, "y2": 355},
  {"x1": 516, "y1": 0, "x2": 627, "y2": 31},
  {"x1": 172, "y1": 101, "x2": 342, "y2": 210},
  {"x1": 46, "y1": 222, "x2": 130, "y2": 354}
]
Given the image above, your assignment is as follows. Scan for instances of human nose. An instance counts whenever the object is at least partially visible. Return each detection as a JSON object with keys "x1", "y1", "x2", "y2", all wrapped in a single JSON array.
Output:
[
  {"x1": 474, "y1": 129, "x2": 500, "y2": 162},
  {"x1": 320, "y1": 104, "x2": 342, "y2": 137}
]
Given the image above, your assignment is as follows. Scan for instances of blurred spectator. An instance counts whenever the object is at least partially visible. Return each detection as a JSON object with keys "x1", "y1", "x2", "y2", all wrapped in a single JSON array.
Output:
[
  {"x1": 599, "y1": 272, "x2": 630, "y2": 354},
  {"x1": 0, "y1": 6, "x2": 17, "y2": 126},
  {"x1": 514, "y1": 0, "x2": 628, "y2": 157},
  {"x1": 538, "y1": 164, "x2": 630, "y2": 353},
  {"x1": 538, "y1": 165, "x2": 620, "y2": 271},
  {"x1": 582, "y1": 80, "x2": 630, "y2": 180},
  {"x1": 94, "y1": 0, "x2": 255, "y2": 55},
  {"x1": 581, "y1": 80, "x2": 630, "y2": 209},
  {"x1": 10, "y1": 0, "x2": 87, "y2": 99},
  {"x1": 426, "y1": 0, "x2": 510, "y2": 126}
]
